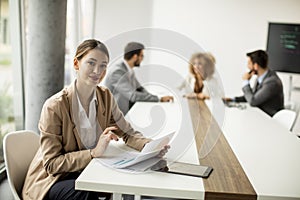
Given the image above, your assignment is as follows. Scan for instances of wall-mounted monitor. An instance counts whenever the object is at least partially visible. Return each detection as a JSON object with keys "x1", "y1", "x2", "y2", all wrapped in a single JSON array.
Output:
[{"x1": 267, "y1": 22, "x2": 300, "y2": 74}]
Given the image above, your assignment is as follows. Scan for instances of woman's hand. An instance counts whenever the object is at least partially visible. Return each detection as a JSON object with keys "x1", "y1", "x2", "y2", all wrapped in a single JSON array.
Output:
[
  {"x1": 160, "y1": 96, "x2": 174, "y2": 102},
  {"x1": 196, "y1": 93, "x2": 210, "y2": 100},
  {"x1": 157, "y1": 145, "x2": 170, "y2": 158},
  {"x1": 90, "y1": 126, "x2": 119, "y2": 158},
  {"x1": 183, "y1": 93, "x2": 209, "y2": 100}
]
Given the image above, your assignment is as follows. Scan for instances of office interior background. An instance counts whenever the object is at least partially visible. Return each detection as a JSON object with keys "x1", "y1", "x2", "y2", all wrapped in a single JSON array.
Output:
[{"x1": 0, "y1": 0, "x2": 300, "y2": 194}]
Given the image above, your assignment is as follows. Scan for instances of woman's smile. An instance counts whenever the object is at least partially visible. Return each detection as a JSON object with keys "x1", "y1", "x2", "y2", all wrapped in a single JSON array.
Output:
[{"x1": 89, "y1": 75, "x2": 100, "y2": 82}]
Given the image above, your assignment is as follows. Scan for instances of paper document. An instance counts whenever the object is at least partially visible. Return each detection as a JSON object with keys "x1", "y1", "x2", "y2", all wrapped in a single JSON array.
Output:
[
  {"x1": 98, "y1": 132, "x2": 175, "y2": 170},
  {"x1": 141, "y1": 131, "x2": 174, "y2": 153},
  {"x1": 126, "y1": 157, "x2": 167, "y2": 172}
]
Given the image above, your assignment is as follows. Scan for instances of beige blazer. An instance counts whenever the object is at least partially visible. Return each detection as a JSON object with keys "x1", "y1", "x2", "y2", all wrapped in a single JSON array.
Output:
[{"x1": 22, "y1": 83, "x2": 150, "y2": 200}]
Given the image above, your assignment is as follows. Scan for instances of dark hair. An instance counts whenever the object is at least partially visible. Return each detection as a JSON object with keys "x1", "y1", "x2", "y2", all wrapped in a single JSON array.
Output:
[
  {"x1": 246, "y1": 50, "x2": 268, "y2": 69},
  {"x1": 124, "y1": 42, "x2": 144, "y2": 60},
  {"x1": 75, "y1": 39, "x2": 109, "y2": 61}
]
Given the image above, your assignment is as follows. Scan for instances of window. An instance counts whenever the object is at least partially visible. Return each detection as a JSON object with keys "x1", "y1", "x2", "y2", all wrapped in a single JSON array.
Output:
[
  {"x1": 0, "y1": 0, "x2": 24, "y2": 173},
  {"x1": 0, "y1": 0, "x2": 13, "y2": 169},
  {"x1": 1, "y1": 0, "x2": 93, "y2": 171},
  {"x1": 2, "y1": 18, "x2": 7, "y2": 43}
]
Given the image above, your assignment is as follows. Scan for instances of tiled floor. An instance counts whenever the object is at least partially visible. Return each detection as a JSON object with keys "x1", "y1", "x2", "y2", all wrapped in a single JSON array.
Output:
[{"x1": 0, "y1": 178, "x2": 14, "y2": 200}]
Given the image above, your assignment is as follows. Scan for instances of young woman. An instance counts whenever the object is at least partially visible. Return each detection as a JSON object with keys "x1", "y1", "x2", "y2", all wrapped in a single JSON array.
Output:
[
  {"x1": 179, "y1": 52, "x2": 216, "y2": 100},
  {"x1": 22, "y1": 39, "x2": 169, "y2": 200}
]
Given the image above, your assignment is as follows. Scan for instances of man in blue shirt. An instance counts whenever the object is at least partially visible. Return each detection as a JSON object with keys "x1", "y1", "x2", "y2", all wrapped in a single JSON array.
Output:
[{"x1": 224, "y1": 50, "x2": 284, "y2": 116}]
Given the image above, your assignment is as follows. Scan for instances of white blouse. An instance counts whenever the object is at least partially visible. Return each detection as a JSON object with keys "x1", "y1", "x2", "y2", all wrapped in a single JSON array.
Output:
[
  {"x1": 72, "y1": 81, "x2": 101, "y2": 149},
  {"x1": 177, "y1": 73, "x2": 209, "y2": 96}
]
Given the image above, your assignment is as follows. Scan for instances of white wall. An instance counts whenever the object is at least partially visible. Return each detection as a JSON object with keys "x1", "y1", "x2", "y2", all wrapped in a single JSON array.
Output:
[
  {"x1": 151, "y1": 0, "x2": 300, "y2": 96},
  {"x1": 94, "y1": 0, "x2": 300, "y2": 132},
  {"x1": 150, "y1": 0, "x2": 300, "y2": 133},
  {"x1": 94, "y1": 0, "x2": 300, "y2": 96},
  {"x1": 94, "y1": 0, "x2": 153, "y2": 43}
]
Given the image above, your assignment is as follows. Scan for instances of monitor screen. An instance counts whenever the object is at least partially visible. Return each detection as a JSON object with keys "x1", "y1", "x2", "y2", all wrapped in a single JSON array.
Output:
[{"x1": 267, "y1": 22, "x2": 300, "y2": 74}]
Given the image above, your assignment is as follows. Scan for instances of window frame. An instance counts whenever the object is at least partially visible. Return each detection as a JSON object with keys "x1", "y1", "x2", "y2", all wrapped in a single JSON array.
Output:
[{"x1": 0, "y1": 0, "x2": 25, "y2": 181}]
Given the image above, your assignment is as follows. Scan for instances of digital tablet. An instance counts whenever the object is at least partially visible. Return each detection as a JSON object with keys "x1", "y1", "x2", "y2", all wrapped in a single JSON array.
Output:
[{"x1": 167, "y1": 162, "x2": 213, "y2": 178}]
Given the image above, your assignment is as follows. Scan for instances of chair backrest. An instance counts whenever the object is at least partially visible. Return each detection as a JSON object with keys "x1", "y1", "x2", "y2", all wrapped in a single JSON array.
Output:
[
  {"x1": 3, "y1": 130, "x2": 40, "y2": 199},
  {"x1": 272, "y1": 109, "x2": 297, "y2": 131}
]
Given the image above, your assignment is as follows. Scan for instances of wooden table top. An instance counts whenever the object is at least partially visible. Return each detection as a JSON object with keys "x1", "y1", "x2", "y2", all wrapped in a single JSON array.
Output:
[{"x1": 189, "y1": 99, "x2": 257, "y2": 200}]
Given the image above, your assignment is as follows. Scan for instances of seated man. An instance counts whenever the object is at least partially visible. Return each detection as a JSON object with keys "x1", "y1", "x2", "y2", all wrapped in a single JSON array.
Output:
[
  {"x1": 104, "y1": 42, "x2": 173, "y2": 114},
  {"x1": 224, "y1": 50, "x2": 284, "y2": 116}
]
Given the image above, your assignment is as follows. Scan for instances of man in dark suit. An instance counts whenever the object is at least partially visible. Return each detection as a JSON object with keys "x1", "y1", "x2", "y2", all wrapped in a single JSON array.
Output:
[
  {"x1": 104, "y1": 42, "x2": 173, "y2": 114},
  {"x1": 224, "y1": 50, "x2": 284, "y2": 116}
]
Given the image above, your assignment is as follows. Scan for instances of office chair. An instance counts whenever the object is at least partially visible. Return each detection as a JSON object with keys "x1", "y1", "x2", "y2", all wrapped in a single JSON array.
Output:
[
  {"x1": 272, "y1": 109, "x2": 297, "y2": 131},
  {"x1": 3, "y1": 130, "x2": 40, "y2": 200}
]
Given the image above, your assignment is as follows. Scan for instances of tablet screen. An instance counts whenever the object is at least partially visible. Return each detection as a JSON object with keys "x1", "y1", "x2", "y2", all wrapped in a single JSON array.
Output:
[{"x1": 168, "y1": 162, "x2": 213, "y2": 178}]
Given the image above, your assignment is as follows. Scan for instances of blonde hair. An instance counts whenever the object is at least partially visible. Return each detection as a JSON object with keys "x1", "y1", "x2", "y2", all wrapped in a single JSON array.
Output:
[{"x1": 189, "y1": 52, "x2": 216, "y2": 80}]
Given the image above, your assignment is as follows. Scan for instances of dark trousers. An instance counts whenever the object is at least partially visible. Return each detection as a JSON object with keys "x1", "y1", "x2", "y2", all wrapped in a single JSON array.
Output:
[{"x1": 47, "y1": 172, "x2": 111, "y2": 200}]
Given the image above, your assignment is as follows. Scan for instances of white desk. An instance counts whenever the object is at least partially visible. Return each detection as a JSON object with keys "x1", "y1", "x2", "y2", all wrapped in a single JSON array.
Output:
[
  {"x1": 222, "y1": 105, "x2": 300, "y2": 200},
  {"x1": 76, "y1": 100, "x2": 300, "y2": 200},
  {"x1": 76, "y1": 100, "x2": 205, "y2": 200},
  {"x1": 76, "y1": 159, "x2": 204, "y2": 199}
]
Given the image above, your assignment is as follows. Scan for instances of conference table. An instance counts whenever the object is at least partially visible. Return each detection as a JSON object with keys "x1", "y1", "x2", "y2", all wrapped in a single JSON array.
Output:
[
  {"x1": 75, "y1": 98, "x2": 300, "y2": 200},
  {"x1": 222, "y1": 103, "x2": 300, "y2": 200}
]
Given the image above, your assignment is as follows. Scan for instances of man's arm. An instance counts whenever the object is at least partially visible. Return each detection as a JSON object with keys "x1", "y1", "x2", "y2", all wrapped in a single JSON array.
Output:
[
  {"x1": 235, "y1": 96, "x2": 247, "y2": 102},
  {"x1": 109, "y1": 69, "x2": 159, "y2": 102},
  {"x1": 242, "y1": 79, "x2": 280, "y2": 106}
]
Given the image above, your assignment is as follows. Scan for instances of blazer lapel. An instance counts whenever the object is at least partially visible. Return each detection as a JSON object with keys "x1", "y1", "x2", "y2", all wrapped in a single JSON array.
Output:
[
  {"x1": 255, "y1": 82, "x2": 261, "y2": 92},
  {"x1": 259, "y1": 70, "x2": 272, "y2": 90},
  {"x1": 96, "y1": 88, "x2": 107, "y2": 131},
  {"x1": 121, "y1": 62, "x2": 139, "y2": 89},
  {"x1": 67, "y1": 81, "x2": 108, "y2": 147},
  {"x1": 66, "y1": 81, "x2": 86, "y2": 150}
]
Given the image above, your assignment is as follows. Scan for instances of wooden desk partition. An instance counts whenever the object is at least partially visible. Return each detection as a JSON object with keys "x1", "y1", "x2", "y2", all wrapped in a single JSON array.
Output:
[{"x1": 188, "y1": 100, "x2": 257, "y2": 200}]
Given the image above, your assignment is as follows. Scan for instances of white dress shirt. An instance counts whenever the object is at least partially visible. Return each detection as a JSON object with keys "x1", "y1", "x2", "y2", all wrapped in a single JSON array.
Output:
[
  {"x1": 72, "y1": 80, "x2": 101, "y2": 149},
  {"x1": 177, "y1": 73, "x2": 209, "y2": 96},
  {"x1": 243, "y1": 70, "x2": 268, "y2": 91}
]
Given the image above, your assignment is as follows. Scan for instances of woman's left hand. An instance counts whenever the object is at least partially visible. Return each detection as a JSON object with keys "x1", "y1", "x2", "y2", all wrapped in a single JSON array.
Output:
[
  {"x1": 183, "y1": 93, "x2": 209, "y2": 100},
  {"x1": 157, "y1": 145, "x2": 170, "y2": 158},
  {"x1": 196, "y1": 93, "x2": 210, "y2": 100}
]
